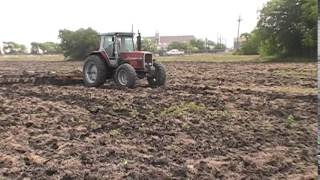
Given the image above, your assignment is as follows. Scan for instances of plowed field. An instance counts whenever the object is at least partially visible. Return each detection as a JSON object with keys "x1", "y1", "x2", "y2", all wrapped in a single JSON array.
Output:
[{"x1": 0, "y1": 60, "x2": 317, "y2": 179}]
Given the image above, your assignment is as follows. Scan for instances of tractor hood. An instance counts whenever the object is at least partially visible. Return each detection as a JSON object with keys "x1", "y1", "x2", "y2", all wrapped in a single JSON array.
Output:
[{"x1": 120, "y1": 51, "x2": 152, "y2": 60}]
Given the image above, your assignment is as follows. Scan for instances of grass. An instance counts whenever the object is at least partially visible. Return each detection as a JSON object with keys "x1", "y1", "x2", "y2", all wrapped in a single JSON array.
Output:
[
  {"x1": 230, "y1": 85, "x2": 317, "y2": 95},
  {"x1": 160, "y1": 102, "x2": 206, "y2": 118},
  {"x1": 0, "y1": 53, "x2": 259, "y2": 62},
  {"x1": 0, "y1": 53, "x2": 314, "y2": 63},
  {"x1": 157, "y1": 53, "x2": 260, "y2": 63},
  {"x1": 260, "y1": 56, "x2": 316, "y2": 63},
  {"x1": 109, "y1": 129, "x2": 120, "y2": 136},
  {"x1": 287, "y1": 115, "x2": 297, "y2": 126},
  {"x1": 0, "y1": 54, "x2": 65, "y2": 61},
  {"x1": 269, "y1": 86, "x2": 317, "y2": 94},
  {"x1": 273, "y1": 69, "x2": 317, "y2": 79}
]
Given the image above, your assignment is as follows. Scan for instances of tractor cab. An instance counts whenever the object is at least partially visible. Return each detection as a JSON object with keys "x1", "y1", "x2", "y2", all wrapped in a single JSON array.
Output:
[
  {"x1": 96, "y1": 32, "x2": 148, "y2": 70},
  {"x1": 99, "y1": 32, "x2": 135, "y2": 60}
]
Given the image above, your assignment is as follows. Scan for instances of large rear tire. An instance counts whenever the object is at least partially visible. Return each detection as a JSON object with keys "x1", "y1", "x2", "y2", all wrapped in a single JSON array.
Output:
[
  {"x1": 114, "y1": 63, "x2": 137, "y2": 88},
  {"x1": 83, "y1": 55, "x2": 108, "y2": 87},
  {"x1": 147, "y1": 62, "x2": 166, "y2": 87}
]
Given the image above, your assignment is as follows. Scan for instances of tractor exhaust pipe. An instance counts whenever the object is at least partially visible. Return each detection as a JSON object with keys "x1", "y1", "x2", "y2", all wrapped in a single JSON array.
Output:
[{"x1": 137, "y1": 31, "x2": 142, "y2": 51}]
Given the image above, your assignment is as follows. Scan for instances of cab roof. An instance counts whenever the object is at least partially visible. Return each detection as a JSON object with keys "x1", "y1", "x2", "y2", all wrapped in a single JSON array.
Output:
[{"x1": 100, "y1": 32, "x2": 134, "y2": 37}]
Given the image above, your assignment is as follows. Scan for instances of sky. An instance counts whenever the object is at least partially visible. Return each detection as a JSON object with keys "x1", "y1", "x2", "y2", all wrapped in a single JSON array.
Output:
[{"x1": 0, "y1": 0, "x2": 270, "y2": 49}]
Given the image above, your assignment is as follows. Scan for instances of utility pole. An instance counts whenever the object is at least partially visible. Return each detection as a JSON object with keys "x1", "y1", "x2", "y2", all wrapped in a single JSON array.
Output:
[
  {"x1": 225, "y1": 39, "x2": 227, "y2": 49},
  {"x1": 131, "y1": 24, "x2": 134, "y2": 33},
  {"x1": 205, "y1": 37, "x2": 208, "y2": 52},
  {"x1": 236, "y1": 15, "x2": 242, "y2": 50},
  {"x1": 218, "y1": 36, "x2": 220, "y2": 49}
]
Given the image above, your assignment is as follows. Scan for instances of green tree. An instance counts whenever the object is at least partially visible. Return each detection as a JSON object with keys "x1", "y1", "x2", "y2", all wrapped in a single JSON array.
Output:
[
  {"x1": 239, "y1": 31, "x2": 261, "y2": 55},
  {"x1": 190, "y1": 39, "x2": 205, "y2": 51},
  {"x1": 301, "y1": 0, "x2": 317, "y2": 52},
  {"x1": 256, "y1": 0, "x2": 317, "y2": 57},
  {"x1": 31, "y1": 42, "x2": 41, "y2": 54},
  {"x1": 168, "y1": 38, "x2": 217, "y2": 53},
  {"x1": 207, "y1": 40, "x2": 216, "y2": 47},
  {"x1": 204, "y1": 40, "x2": 216, "y2": 51},
  {"x1": 142, "y1": 39, "x2": 157, "y2": 52},
  {"x1": 58, "y1": 28, "x2": 99, "y2": 60},
  {"x1": 214, "y1": 43, "x2": 226, "y2": 50},
  {"x1": 240, "y1": 33, "x2": 251, "y2": 41},
  {"x1": 168, "y1": 41, "x2": 188, "y2": 51},
  {"x1": 31, "y1": 42, "x2": 62, "y2": 55},
  {"x1": 39, "y1": 42, "x2": 62, "y2": 54},
  {"x1": 2, "y1": 42, "x2": 27, "y2": 54}
]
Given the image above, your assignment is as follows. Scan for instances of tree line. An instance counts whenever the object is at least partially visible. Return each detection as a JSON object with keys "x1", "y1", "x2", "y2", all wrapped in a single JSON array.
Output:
[
  {"x1": 0, "y1": 28, "x2": 98, "y2": 59},
  {"x1": 1, "y1": 41, "x2": 62, "y2": 55},
  {"x1": 1, "y1": 28, "x2": 225, "y2": 59},
  {"x1": 142, "y1": 38, "x2": 226, "y2": 55},
  {"x1": 238, "y1": 0, "x2": 317, "y2": 58}
]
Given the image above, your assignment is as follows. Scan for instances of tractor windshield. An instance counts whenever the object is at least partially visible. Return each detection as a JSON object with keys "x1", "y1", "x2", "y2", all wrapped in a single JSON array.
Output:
[{"x1": 118, "y1": 36, "x2": 134, "y2": 52}]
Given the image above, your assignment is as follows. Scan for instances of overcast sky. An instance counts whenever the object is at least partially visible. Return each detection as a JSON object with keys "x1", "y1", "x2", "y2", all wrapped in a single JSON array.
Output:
[{"x1": 0, "y1": 0, "x2": 269, "y2": 48}]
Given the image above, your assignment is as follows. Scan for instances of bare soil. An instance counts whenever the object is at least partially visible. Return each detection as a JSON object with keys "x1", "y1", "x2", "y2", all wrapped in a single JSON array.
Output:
[{"x1": 0, "y1": 61, "x2": 317, "y2": 179}]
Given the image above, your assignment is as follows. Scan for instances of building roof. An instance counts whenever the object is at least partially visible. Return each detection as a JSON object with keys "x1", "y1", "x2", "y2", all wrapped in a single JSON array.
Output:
[{"x1": 145, "y1": 35, "x2": 195, "y2": 44}]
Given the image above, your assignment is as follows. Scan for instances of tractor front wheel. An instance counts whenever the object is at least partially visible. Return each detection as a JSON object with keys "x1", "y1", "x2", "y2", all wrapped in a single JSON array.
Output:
[
  {"x1": 147, "y1": 62, "x2": 166, "y2": 87},
  {"x1": 83, "y1": 55, "x2": 108, "y2": 87},
  {"x1": 114, "y1": 63, "x2": 137, "y2": 88}
]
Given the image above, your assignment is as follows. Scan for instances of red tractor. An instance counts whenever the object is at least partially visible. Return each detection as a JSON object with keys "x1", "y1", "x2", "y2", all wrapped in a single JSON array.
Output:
[{"x1": 83, "y1": 32, "x2": 166, "y2": 88}]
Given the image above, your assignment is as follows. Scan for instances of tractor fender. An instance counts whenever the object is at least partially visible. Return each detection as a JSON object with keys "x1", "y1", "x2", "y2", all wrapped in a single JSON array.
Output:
[
  {"x1": 117, "y1": 59, "x2": 129, "y2": 65},
  {"x1": 87, "y1": 51, "x2": 112, "y2": 67}
]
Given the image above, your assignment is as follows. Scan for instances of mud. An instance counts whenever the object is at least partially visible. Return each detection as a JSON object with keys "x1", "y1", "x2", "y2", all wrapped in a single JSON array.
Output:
[{"x1": 0, "y1": 60, "x2": 317, "y2": 179}]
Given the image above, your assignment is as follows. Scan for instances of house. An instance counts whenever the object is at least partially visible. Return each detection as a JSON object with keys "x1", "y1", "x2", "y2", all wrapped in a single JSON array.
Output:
[{"x1": 144, "y1": 32, "x2": 195, "y2": 49}]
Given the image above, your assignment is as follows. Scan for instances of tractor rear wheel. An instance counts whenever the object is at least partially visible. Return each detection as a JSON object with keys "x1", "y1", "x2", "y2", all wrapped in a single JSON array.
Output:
[
  {"x1": 114, "y1": 63, "x2": 137, "y2": 88},
  {"x1": 147, "y1": 62, "x2": 166, "y2": 87},
  {"x1": 83, "y1": 55, "x2": 108, "y2": 87}
]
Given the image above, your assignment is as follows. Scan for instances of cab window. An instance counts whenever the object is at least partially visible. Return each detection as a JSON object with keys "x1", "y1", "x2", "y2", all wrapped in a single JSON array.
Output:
[
  {"x1": 103, "y1": 36, "x2": 114, "y2": 57},
  {"x1": 119, "y1": 37, "x2": 134, "y2": 52}
]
